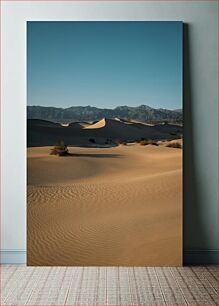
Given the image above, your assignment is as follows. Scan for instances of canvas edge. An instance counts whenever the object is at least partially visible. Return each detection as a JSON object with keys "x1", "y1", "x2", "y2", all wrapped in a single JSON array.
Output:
[{"x1": 0, "y1": 249, "x2": 217, "y2": 265}]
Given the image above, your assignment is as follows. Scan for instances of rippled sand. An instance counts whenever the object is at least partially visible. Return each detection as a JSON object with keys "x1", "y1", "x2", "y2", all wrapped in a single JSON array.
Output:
[{"x1": 27, "y1": 144, "x2": 182, "y2": 266}]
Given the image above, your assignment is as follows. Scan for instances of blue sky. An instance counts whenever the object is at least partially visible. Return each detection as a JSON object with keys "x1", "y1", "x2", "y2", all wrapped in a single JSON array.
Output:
[{"x1": 27, "y1": 21, "x2": 182, "y2": 110}]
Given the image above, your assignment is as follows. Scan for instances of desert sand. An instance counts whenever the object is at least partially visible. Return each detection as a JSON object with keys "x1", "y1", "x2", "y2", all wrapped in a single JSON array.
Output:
[{"x1": 27, "y1": 143, "x2": 182, "y2": 266}]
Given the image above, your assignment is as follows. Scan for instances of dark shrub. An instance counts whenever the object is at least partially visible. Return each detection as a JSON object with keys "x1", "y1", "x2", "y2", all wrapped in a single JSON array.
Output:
[
  {"x1": 140, "y1": 140, "x2": 149, "y2": 146},
  {"x1": 89, "y1": 138, "x2": 96, "y2": 144},
  {"x1": 105, "y1": 138, "x2": 112, "y2": 144},
  {"x1": 114, "y1": 139, "x2": 122, "y2": 145},
  {"x1": 166, "y1": 142, "x2": 182, "y2": 149},
  {"x1": 50, "y1": 141, "x2": 69, "y2": 156},
  {"x1": 140, "y1": 140, "x2": 158, "y2": 146}
]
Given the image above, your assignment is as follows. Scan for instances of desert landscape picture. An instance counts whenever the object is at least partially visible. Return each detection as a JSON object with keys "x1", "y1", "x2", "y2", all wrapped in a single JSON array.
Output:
[{"x1": 27, "y1": 21, "x2": 183, "y2": 266}]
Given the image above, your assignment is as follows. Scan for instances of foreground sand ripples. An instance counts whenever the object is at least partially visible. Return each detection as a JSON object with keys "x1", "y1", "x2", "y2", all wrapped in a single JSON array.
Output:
[{"x1": 27, "y1": 145, "x2": 182, "y2": 266}]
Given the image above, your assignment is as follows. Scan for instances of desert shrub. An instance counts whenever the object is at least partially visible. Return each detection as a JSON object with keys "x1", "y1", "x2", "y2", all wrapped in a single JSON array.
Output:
[
  {"x1": 140, "y1": 140, "x2": 159, "y2": 146},
  {"x1": 135, "y1": 138, "x2": 145, "y2": 143},
  {"x1": 105, "y1": 138, "x2": 113, "y2": 145},
  {"x1": 89, "y1": 138, "x2": 96, "y2": 143},
  {"x1": 114, "y1": 139, "x2": 122, "y2": 145},
  {"x1": 140, "y1": 140, "x2": 149, "y2": 145},
  {"x1": 50, "y1": 141, "x2": 69, "y2": 156},
  {"x1": 166, "y1": 142, "x2": 182, "y2": 149}
]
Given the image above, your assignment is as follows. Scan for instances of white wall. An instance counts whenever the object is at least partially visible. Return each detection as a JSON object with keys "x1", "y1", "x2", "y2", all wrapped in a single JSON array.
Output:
[{"x1": 1, "y1": 1, "x2": 218, "y2": 263}]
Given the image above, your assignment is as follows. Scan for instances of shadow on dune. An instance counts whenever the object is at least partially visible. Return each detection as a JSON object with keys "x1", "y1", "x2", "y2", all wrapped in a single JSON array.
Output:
[{"x1": 64, "y1": 153, "x2": 122, "y2": 158}]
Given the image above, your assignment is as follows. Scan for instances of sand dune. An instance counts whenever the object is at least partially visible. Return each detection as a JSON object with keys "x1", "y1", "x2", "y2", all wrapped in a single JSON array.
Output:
[
  {"x1": 154, "y1": 122, "x2": 183, "y2": 134},
  {"x1": 69, "y1": 121, "x2": 91, "y2": 129},
  {"x1": 84, "y1": 118, "x2": 106, "y2": 129},
  {"x1": 29, "y1": 119, "x2": 60, "y2": 127},
  {"x1": 27, "y1": 118, "x2": 182, "y2": 147},
  {"x1": 68, "y1": 122, "x2": 84, "y2": 129},
  {"x1": 27, "y1": 144, "x2": 182, "y2": 266}
]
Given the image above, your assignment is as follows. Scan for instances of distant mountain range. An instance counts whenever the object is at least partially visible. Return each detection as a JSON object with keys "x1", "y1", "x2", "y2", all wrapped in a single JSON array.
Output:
[{"x1": 27, "y1": 105, "x2": 183, "y2": 124}]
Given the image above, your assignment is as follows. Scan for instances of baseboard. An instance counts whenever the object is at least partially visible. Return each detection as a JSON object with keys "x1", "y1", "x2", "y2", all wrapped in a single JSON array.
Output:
[
  {"x1": 0, "y1": 250, "x2": 26, "y2": 264},
  {"x1": 183, "y1": 249, "x2": 218, "y2": 265},
  {"x1": 1, "y1": 249, "x2": 218, "y2": 265}
]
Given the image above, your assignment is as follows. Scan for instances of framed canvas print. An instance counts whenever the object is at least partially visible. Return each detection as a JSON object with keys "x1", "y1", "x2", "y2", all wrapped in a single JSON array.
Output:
[{"x1": 27, "y1": 21, "x2": 183, "y2": 266}]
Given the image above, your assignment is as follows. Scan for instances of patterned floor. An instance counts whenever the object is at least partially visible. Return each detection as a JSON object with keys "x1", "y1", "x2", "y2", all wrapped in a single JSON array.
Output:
[{"x1": 1, "y1": 265, "x2": 218, "y2": 305}]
